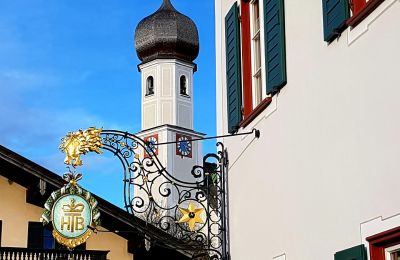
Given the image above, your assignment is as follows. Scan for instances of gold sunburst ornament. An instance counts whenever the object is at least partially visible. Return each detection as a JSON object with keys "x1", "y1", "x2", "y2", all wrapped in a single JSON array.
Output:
[
  {"x1": 177, "y1": 202, "x2": 205, "y2": 231},
  {"x1": 59, "y1": 127, "x2": 103, "y2": 167}
]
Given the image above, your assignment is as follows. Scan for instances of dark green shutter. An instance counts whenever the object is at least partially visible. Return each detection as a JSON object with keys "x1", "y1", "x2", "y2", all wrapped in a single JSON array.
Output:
[
  {"x1": 264, "y1": 0, "x2": 287, "y2": 95},
  {"x1": 322, "y1": 0, "x2": 350, "y2": 42},
  {"x1": 27, "y1": 222, "x2": 44, "y2": 249},
  {"x1": 334, "y1": 245, "x2": 367, "y2": 260},
  {"x1": 225, "y1": 3, "x2": 242, "y2": 133}
]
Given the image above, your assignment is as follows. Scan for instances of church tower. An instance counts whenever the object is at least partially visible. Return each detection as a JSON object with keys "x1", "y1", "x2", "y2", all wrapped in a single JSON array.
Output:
[{"x1": 134, "y1": 0, "x2": 204, "y2": 195}]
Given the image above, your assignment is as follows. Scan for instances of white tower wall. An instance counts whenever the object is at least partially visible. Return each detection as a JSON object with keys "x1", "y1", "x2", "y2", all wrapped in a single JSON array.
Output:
[
  {"x1": 139, "y1": 59, "x2": 195, "y2": 130},
  {"x1": 136, "y1": 126, "x2": 205, "y2": 212},
  {"x1": 136, "y1": 59, "x2": 205, "y2": 211}
]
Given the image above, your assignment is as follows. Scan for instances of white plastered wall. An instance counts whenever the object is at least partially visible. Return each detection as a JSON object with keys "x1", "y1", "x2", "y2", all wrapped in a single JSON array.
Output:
[{"x1": 215, "y1": 0, "x2": 400, "y2": 259}]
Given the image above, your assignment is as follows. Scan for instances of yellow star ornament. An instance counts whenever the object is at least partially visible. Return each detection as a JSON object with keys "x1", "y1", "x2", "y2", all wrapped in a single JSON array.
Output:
[{"x1": 177, "y1": 202, "x2": 205, "y2": 231}]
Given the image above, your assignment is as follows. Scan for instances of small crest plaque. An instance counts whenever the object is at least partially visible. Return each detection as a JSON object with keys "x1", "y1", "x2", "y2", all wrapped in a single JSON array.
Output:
[{"x1": 42, "y1": 171, "x2": 100, "y2": 249}]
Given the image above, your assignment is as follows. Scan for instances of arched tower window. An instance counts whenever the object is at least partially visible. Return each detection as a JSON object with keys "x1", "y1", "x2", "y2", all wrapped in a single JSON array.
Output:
[
  {"x1": 146, "y1": 76, "x2": 154, "y2": 96},
  {"x1": 180, "y1": 75, "x2": 188, "y2": 96}
]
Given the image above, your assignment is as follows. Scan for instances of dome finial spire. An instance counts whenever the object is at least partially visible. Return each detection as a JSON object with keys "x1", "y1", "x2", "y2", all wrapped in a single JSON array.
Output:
[{"x1": 162, "y1": 0, "x2": 174, "y2": 9}]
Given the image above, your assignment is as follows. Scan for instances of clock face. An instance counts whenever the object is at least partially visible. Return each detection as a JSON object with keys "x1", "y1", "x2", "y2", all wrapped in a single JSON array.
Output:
[
  {"x1": 144, "y1": 134, "x2": 158, "y2": 156},
  {"x1": 176, "y1": 134, "x2": 192, "y2": 158}
]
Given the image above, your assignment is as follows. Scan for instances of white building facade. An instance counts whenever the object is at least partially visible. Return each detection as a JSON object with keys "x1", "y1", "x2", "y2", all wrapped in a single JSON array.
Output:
[{"x1": 215, "y1": 0, "x2": 400, "y2": 259}]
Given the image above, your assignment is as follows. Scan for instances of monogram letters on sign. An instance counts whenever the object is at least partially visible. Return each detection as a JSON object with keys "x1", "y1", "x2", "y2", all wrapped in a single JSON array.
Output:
[{"x1": 42, "y1": 171, "x2": 100, "y2": 249}]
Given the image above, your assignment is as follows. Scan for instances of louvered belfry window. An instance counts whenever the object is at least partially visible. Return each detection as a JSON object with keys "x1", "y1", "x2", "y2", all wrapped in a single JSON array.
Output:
[
  {"x1": 146, "y1": 76, "x2": 154, "y2": 96},
  {"x1": 180, "y1": 75, "x2": 188, "y2": 95}
]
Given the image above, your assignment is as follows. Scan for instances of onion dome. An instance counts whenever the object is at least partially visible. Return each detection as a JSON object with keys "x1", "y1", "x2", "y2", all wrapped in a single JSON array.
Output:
[{"x1": 134, "y1": 0, "x2": 199, "y2": 64}]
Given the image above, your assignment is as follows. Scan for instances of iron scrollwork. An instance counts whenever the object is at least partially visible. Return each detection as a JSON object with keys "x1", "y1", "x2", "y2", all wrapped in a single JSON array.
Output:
[{"x1": 88, "y1": 129, "x2": 230, "y2": 259}]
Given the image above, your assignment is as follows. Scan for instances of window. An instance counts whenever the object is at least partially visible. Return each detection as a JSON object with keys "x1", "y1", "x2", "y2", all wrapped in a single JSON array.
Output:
[
  {"x1": 390, "y1": 251, "x2": 400, "y2": 260},
  {"x1": 250, "y1": 0, "x2": 262, "y2": 108},
  {"x1": 27, "y1": 222, "x2": 86, "y2": 250},
  {"x1": 347, "y1": 0, "x2": 385, "y2": 27},
  {"x1": 43, "y1": 227, "x2": 54, "y2": 249},
  {"x1": 28, "y1": 222, "x2": 50, "y2": 249},
  {"x1": 366, "y1": 226, "x2": 400, "y2": 260},
  {"x1": 224, "y1": 0, "x2": 287, "y2": 133},
  {"x1": 322, "y1": 0, "x2": 385, "y2": 42},
  {"x1": 146, "y1": 76, "x2": 154, "y2": 96},
  {"x1": 385, "y1": 244, "x2": 400, "y2": 260},
  {"x1": 180, "y1": 75, "x2": 188, "y2": 96}
]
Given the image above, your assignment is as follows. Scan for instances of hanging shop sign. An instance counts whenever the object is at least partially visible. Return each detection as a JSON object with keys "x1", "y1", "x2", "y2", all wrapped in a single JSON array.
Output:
[
  {"x1": 41, "y1": 127, "x2": 103, "y2": 248},
  {"x1": 42, "y1": 172, "x2": 100, "y2": 249}
]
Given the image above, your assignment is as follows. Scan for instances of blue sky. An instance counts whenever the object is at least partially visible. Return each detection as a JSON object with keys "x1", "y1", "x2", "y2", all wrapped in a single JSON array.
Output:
[{"x1": 0, "y1": 0, "x2": 216, "y2": 207}]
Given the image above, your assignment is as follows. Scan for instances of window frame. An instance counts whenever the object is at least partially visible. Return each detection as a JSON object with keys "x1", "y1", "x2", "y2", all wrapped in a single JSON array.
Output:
[
  {"x1": 240, "y1": 0, "x2": 271, "y2": 126},
  {"x1": 240, "y1": 0, "x2": 254, "y2": 118},
  {"x1": 366, "y1": 226, "x2": 400, "y2": 260},
  {"x1": 347, "y1": 0, "x2": 385, "y2": 27}
]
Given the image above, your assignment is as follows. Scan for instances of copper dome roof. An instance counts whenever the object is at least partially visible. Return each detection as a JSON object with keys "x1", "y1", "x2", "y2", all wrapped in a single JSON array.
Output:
[{"x1": 134, "y1": 0, "x2": 199, "y2": 64}]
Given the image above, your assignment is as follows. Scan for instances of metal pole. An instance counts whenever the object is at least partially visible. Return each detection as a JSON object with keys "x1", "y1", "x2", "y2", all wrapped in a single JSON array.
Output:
[{"x1": 154, "y1": 129, "x2": 260, "y2": 146}]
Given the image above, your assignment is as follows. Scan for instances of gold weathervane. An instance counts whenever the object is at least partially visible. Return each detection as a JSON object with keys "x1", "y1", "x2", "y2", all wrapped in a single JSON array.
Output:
[
  {"x1": 177, "y1": 202, "x2": 205, "y2": 232},
  {"x1": 59, "y1": 127, "x2": 103, "y2": 167}
]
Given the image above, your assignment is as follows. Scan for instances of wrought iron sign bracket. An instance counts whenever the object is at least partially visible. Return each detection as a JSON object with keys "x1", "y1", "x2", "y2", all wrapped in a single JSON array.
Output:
[{"x1": 57, "y1": 127, "x2": 242, "y2": 259}]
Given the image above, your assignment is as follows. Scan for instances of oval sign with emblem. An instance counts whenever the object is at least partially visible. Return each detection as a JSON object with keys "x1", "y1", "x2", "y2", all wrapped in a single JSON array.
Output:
[
  {"x1": 52, "y1": 194, "x2": 92, "y2": 245},
  {"x1": 42, "y1": 172, "x2": 101, "y2": 249}
]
